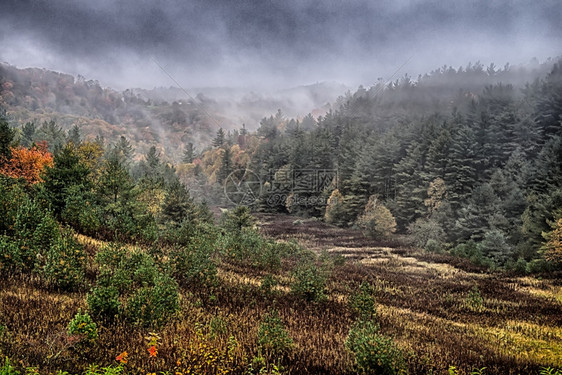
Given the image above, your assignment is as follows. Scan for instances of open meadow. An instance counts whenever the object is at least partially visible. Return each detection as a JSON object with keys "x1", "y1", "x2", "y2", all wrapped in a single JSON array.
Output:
[{"x1": 0, "y1": 213, "x2": 560, "y2": 375}]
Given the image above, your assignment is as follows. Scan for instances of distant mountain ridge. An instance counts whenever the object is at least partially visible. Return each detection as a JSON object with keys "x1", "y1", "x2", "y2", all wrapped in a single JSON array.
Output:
[{"x1": 0, "y1": 63, "x2": 347, "y2": 161}]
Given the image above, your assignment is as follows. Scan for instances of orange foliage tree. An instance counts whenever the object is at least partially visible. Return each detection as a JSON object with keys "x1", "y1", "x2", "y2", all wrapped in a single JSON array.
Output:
[{"x1": 0, "y1": 141, "x2": 54, "y2": 184}]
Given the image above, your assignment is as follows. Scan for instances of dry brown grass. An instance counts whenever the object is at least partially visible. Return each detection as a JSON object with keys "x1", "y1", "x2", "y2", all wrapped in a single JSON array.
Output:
[{"x1": 0, "y1": 214, "x2": 560, "y2": 374}]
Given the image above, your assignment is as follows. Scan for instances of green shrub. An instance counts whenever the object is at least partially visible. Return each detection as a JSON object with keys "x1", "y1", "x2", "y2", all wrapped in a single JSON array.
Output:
[
  {"x1": 83, "y1": 364, "x2": 124, "y2": 375},
  {"x1": 540, "y1": 367, "x2": 562, "y2": 375},
  {"x1": 87, "y1": 285, "x2": 120, "y2": 320},
  {"x1": 94, "y1": 243, "x2": 128, "y2": 270},
  {"x1": 124, "y1": 273, "x2": 179, "y2": 327},
  {"x1": 257, "y1": 310, "x2": 293, "y2": 358},
  {"x1": 91, "y1": 244, "x2": 180, "y2": 326},
  {"x1": 222, "y1": 228, "x2": 283, "y2": 271},
  {"x1": 68, "y1": 310, "x2": 98, "y2": 342},
  {"x1": 291, "y1": 263, "x2": 327, "y2": 302},
  {"x1": 349, "y1": 282, "x2": 376, "y2": 320},
  {"x1": 0, "y1": 235, "x2": 22, "y2": 272},
  {"x1": 478, "y1": 229, "x2": 513, "y2": 266},
  {"x1": 0, "y1": 357, "x2": 19, "y2": 375},
  {"x1": 507, "y1": 257, "x2": 528, "y2": 274},
  {"x1": 345, "y1": 320, "x2": 406, "y2": 375},
  {"x1": 43, "y1": 229, "x2": 86, "y2": 290},
  {"x1": 332, "y1": 253, "x2": 346, "y2": 266},
  {"x1": 527, "y1": 258, "x2": 552, "y2": 273},
  {"x1": 424, "y1": 238, "x2": 443, "y2": 253},
  {"x1": 61, "y1": 185, "x2": 101, "y2": 234},
  {"x1": 221, "y1": 206, "x2": 256, "y2": 234},
  {"x1": 14, "y1": 197, "x2": 44, "y2": 243},
  {"x1": 260, "y1": 274, "x2": 278, "y2": 295},
  {"x1": 0, "y1": 177, "x2": 27, "y2": 234},
  {"x1": 171, "y1": 242, "x2": 217, "y2": 288},
  {"x1": 464, "y1": 286, "x2": 484, "y2": 312},
  {"x1": 31, "y1": 214, "x2": 60, "y2": 260},
  {"x1": 408, "y1": 218, "x2": 446, "y2": 248}
]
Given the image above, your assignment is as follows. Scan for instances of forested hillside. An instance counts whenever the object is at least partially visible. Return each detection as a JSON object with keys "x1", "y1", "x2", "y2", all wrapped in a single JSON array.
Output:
[
  {"x1": 0, "y1": 63, "x2": 340, "y2": 162},
  {"x1": 188, "y1": 59, "x2": 562, "y2": 271},
  {"x1": 2, "y1": 59, "x2": 561, "y2": 270}
]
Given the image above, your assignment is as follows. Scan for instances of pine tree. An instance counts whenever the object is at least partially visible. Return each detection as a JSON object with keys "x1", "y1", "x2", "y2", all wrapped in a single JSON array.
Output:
[
  {"x1": 21, "y1": 122, "x2": 36, "y2": 148},
  {"x1": 43, "y1": 143, "x2": 90, "y2": 216},
  {"x1": 98, "y1": 154, "x2": 133, "y2": 204},
  {"x1": 445, "y1": 125, "x2": 478, "y2": 209},
  {"x1": 182, "y1": 142, "x2": 194, "y2": 163},
  {"x1": 0, "y1": 112, "x2": 14, "y2": 161},
  {"x1": 541, "y1": 215, "x2": 562, "y2": 265},
  {"x1": 536, "y1": 61, "x2": 562, "y2": 140},
  {"x1": 213, "y1": 128, "x2": 226, "y2": 147},
  {"x1": 454, "y1": 183, "x2": 502, "y2": 242},
  {"x1": 217, "y1": 146, "x2": 233, "y2": 184},
  {"x1": 110, "y1": 136, "x2": 134, "y2": 165},
  {"x1": 393, "y1": 143, "x2": 428, "y2": 228},
  {"x1": 67, "y1": 124, "x2": 82, "y2": 146},
  {"x1": 161, "y1": 179, "x2": 197, "y2": 227},
  {"x1": 37, "y1": 120, "x2": 65, "y2": 152}
]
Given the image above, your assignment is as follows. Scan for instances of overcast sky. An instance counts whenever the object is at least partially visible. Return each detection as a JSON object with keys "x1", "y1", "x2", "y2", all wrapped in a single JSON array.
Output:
[{"x1": 0, "y1": 0, "x2": 560, "y2": 90}]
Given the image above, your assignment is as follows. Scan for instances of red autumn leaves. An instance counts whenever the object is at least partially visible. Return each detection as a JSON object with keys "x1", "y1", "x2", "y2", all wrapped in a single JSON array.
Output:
[{"x1": 0, "y1": 141, "x2": 53, "y2": 184}]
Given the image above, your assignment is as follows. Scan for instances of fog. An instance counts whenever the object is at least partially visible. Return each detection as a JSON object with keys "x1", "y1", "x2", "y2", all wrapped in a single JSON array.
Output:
[{"x1": 0, "y1": 0, "x2": 560, "y2": 91}]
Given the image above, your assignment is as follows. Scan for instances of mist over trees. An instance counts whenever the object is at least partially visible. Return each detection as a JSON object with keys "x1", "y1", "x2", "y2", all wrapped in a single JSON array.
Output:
[
  {"x1": 1, "y1": 59, "x2": 561, "y2": 272},
  {"x1": 200, "y1": 60, "x2": 560, "y2": 271}
]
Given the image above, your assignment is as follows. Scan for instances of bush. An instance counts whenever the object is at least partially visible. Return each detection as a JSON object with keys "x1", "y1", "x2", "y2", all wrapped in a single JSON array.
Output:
[
  {"x1": 424, "y1": 238, "x2": 443, "y2": 253},
  {"x1": 506, "y1": 257, "x2": 528, "y2": 274},
  {"x1": 0, "y1": 235, "x2": 22, "y2": 272},
  {"x1": 124, "y1": 273, "x2": 179, "y2": 327},
  {"x1": 478, "y1": 229, "x2": 513, "y2": 266},
  {"x1": 32, "y1": 212, "x2": 59, "y2": 251},
  {"x1": 526, "y1": 258, "x2": 552, "y2": 273},
  {"x1": 68, "y1": 310, "x2": 98, "y2": 342},
  {"x1": 356, "y1": 196, "x2": 397, "y2": 238},
  {"x1": 0, "y1": 357, "x2": 19, "y2": 375},
  {"x1": 408, "y1": 218, "x2": 446, "y2": 248},
  {"x1": 209, "y1": 315, "x2": 229, "y2": 339},
  {"x1": 222, "y1": 228, "x2": 282, "y2": 271},
  {"x1": 0, "y1": 177, "x2": 27, "y2": 234},
  {"x1": 221, "y1": 205, "x2": 256, "y2": 234},
  {"x1": 87, "y1": 285, "x2": 120, "y2": 320},
  {"x1": 464, "y1": 286, "x2": 484, "y2": 312},
  {"x1": 260, "y1": 274, "x2": 278, "y2": 295},
  {"x1": 257, "y1": 310, "x2": 293, "y2": 358},
  {"x1": 345, "y1": 319, "x2": 406, "y2": 375},
  {"x1": 90, "y1": 244, "x2": 180, "y2": 326},
  {"x1": 349, "y1": 282, "x2": 376, "y2": 320},
  {"x1": 171, "y1": 238, "x2": 217, "y2": 288},
  {"x1": 43, "y1": 229, "x2": 86, "y2": 290},
  {"x1": 291, "y1": 263, "x2": 327, "y2": 302}
]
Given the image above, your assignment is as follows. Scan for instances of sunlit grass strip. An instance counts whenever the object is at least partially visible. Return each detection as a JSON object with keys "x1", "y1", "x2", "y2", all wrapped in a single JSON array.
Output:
[{"x1": 377, "y1": 304, "x2": 562, "y2": 367}]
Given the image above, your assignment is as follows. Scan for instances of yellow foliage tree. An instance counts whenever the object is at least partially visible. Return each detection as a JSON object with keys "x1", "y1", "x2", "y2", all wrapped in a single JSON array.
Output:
[
  {"x1": 356, "y1": 195, "x2": 397, "y2": 238},
  {"x1": 542, "y1": 217, "x2": 562, "y2": 264},
  {"x1": 324, "y1": 189, "x2": 345, "y2": 225}
]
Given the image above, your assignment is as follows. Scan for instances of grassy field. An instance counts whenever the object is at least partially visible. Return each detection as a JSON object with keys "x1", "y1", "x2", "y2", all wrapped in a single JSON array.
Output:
[{"x1": 0, "y1": 213, "x2": 560, "y2": 374}]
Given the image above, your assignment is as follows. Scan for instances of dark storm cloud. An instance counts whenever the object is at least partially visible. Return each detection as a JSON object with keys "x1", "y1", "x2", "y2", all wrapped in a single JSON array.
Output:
[{"x1": 0, "y1": 0, "x2": 560, "y2": 89}]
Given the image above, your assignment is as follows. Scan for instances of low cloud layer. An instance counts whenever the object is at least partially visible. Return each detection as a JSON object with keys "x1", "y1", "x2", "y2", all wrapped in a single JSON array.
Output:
[{"x1": 1, "y1": 0, "x2": 560, "y2": 90}]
